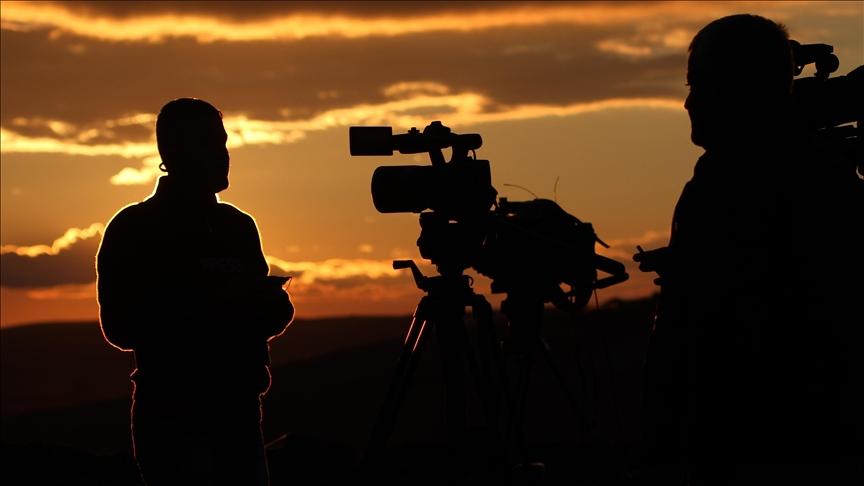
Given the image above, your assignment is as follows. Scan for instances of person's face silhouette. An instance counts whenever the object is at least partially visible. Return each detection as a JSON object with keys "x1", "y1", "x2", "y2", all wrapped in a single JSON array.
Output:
[
  {"x1": 684, "y1": 61, "x2": 734, "y2": 150},
  {"x1": 685, "y1": 50, "x2": 788, "y2": 151},
  {"x1": 171, "y1": 115, "x2": 230, "y2": 194}
]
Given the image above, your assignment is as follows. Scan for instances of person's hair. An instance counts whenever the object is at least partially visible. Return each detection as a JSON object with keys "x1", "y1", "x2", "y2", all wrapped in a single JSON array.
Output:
[
  {"x1": 689, "y1": 14, "x2": 793, "y2": 96},
  {"x1": 155, "y1": 98, "x2": 223, "y2": 170}
]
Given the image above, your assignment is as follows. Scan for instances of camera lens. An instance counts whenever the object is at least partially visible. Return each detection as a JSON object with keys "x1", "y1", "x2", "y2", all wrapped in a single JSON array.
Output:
[{"x1": 371, "y1": 165, "x2": 435, "y2": 213}]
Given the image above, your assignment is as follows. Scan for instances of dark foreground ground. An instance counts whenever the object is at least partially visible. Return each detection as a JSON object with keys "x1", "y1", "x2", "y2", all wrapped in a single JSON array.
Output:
[{"x1": 2, "y1": 298, "x2": 655, "y2": 485}]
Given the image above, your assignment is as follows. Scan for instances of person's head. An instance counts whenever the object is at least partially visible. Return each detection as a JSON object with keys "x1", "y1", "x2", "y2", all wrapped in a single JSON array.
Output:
[
  {"x1": 685, "y1": 14, "x2": 794, "y2": 150},
  {"x1": 156, "y1": 98, "x2": 229, "y2": 193}
]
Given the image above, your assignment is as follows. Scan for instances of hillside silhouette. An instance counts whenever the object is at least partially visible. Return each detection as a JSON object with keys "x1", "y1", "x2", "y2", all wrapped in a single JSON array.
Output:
[{"x1": 2, "y1": 297, "x2": 656, "y2": 485}]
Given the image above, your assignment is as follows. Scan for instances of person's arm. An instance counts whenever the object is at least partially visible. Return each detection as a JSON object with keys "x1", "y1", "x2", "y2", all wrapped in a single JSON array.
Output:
[
  {"x1": 239, "y1": 215, "x2": 294, "y2": 340},
  {"x1": 96, "y1": 210, "x2": 146, "y2": 351}
]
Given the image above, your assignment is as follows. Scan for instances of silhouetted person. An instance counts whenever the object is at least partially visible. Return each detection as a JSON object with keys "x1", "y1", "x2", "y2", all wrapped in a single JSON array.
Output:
[
  {"x1": 634, "y1": 15, "x2": 862, "y2": 485},
  {"x1": 97, "y1": 98, "x2": 294, "y2": 486}
]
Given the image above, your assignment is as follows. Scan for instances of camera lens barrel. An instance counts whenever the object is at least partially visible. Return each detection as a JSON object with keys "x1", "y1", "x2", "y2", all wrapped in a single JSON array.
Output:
[
  {"x1": 371, "y1": 165, "x2": 435, "y2": 213},
  {"x1": 371, "y1": 159, "x2": 495, "y2": 214}
]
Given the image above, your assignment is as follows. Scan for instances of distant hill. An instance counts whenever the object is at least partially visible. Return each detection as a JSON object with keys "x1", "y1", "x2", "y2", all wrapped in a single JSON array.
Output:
[
  {"x1": 1, "y1": 298, "x2": 656, "y2": 485},
  {"x1": 0, "y1": 315, "x2": 410, "y2": 416}
]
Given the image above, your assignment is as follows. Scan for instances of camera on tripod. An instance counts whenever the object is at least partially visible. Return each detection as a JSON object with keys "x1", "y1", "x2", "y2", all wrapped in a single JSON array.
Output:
[
  {"x1": 349, "y1": 121, "x2": 628, "y2": 309},
  {"x1": 351, "y1": 122, "x2": 629, "y2": 467},
  {"x1": 790, "y1": 40, "x2": 863, "y2": 172}
]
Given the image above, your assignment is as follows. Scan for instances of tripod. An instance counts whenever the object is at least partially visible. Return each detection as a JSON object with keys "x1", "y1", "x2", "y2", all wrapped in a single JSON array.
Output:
[
  {"x1": 499, "y1": 293, "x2": 592, "y2": 464},
  {"x1": 362, "y1": 260, "x2": 517, "y2": 468}
]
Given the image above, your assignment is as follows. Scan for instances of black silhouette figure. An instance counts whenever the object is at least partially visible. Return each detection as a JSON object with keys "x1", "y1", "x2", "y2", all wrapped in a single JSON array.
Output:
[
  {"x1": 97, "y1": 98, "x2": 294, "y2": 486},
  {"x1": 635, "y1": 15, "x2": 863, "y2": 485}
]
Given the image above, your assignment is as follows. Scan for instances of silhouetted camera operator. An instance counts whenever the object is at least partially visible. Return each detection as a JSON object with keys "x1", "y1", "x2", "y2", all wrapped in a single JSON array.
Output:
[
  {"x1": 635, "y1": 15, "x2": 862, "y2": 484},
  {"x1": 97, "y1": 98, "x2": 294, "y2": 486}
]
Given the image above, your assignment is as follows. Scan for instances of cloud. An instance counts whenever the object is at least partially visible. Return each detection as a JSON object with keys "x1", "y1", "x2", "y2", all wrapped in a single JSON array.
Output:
[
  {"x1": 0, "y1": 224, "x2": 103, "y2": 288},
  {"x1": 0, "y1": 128, "x2": 153, "y2": 159},
  {"x1": 0, "y1": 224, "x2": 428, "y2": 318},
  {"x1": 0, "y1": 225, "x2": 667, "y2": 322},
  {"x1": 265, "y1": 254, "x2": 433, "y2": 318},
  {"x1": 266, "y1": 255, "x2": 402, "y2": 285},
  {"x1": 595, "y1": 27, "x2": 696, "y2": 59},
  {"x1": 2, "y1": 92, "x2": 683, "y2": 185},
  {"x1": 25, "y1": 282, "x2": 97, "y2": 301},
  {"x1": 0, "y1": 223, "x2": 104, "y2": 257},
  {"x1": 596, "y1": 229, "x2": 669, "y2": 261},
  {"x1": 383, "y1": 81, "x2": 451, "y2": 98},
  {"x1": 0, "y1": 2, "x2": 733, "y2": 43},
  {"x1": 2, "y1": 1, "x2": 860, "y2": 134},
  {"x1": 0, "y1": 24, "x2": 689, "y2": 127},
  {"x1": 0, "y1": 222, "x2": 418, "y2": 291}
]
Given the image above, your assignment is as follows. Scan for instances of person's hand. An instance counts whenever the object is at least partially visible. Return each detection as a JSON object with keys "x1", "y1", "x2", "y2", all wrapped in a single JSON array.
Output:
[
  {"x1": 207, "y1": 274, "x2": 293, "y2": 334},
  {"x1": 633, "y1": 246, "x2": 672, "y2": 285}
]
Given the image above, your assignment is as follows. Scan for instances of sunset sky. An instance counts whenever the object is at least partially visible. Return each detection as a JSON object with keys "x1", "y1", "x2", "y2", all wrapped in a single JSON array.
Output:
[{"x1": 1, "y1": 1, "x2": 862, "y2": 327}]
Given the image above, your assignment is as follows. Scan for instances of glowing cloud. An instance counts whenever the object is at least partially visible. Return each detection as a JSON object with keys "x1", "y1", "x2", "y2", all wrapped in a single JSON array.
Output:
[
  {"x1": 383, "y1": 82, "x2": 451, "y2": 98},
  {"x1": 5, "y1": 1, "x2": 852, "y2": 45},
  {"x1": 595, "y1": 229, "x2": 669, "y2": 261},
  {"x1": 1, "y1": 224, "x2": 104, "y2": 288},
  {"x1": 266, "y1": 255, "x2": 401, "y2": 285},
  {"x1": 108, "y1": 155, "x2": 164, "y2": 186},
  {"x1": 0, "y1": 128, "x2": 153, "y2": 159},
  {"x1": 0, "y1": 223, "x2": 104, "y2": 258},
  {"x1": 596, "y1": 27, "x2": 696, "y2": 59},
  {"x1": 0, "y1": 2, "x2": 741, "y2": 43},
  {"x1": 2, "y1": 90, "x2": 684, "y2": 186},
  {"x1": 26, "y1": 282, "x2": 97, "y2": 301}
]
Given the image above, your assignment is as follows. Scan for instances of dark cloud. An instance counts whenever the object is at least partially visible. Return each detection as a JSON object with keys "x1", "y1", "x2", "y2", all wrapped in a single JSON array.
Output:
[
  {"x1": 50, "y1": 1, "x2": 548, "y2": 21},
  {"x1": 3, "y1": 117, "x2": 154, "y2": 145},
  {"x1": 0, "y1": 236, "x2": 100, "y2": 288},
  {"x1": 0, "y1": 23, "x2": 688, "y2": 131}
]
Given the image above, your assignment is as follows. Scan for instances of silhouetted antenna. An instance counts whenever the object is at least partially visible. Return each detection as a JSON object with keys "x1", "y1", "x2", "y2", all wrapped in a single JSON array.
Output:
[
  {"x1": 502, "y1": 183, "x2": 538, "y2": 199},
  {"x1": 553, "y1": 176, "x2": 561, "y2": 202}
]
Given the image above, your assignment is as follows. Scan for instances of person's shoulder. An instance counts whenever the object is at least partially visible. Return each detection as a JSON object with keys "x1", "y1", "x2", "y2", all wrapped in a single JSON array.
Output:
[
  {"x1": 215, "y1": 201, "x2": 258, "y2": 227},
  {"x1": 99, "y1": 203, "x2": 154, "y2": 248},
  {"x1": 105, "y1": 202, "x2": 150, "y2": 229}
]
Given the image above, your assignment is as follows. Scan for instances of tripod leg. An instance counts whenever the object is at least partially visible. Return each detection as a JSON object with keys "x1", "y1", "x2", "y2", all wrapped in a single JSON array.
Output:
[
  {"x1": 514, "y1": 355, "x2": 533, "y2": 446},
  {"x1": 537, "y1": 337, "x2": 589, "y2": 438},
  {"x1": 364, "y1": 298, "x2": 433, "y2": 462},
  {"x1": 436, "y1": 315, "x2": 468, "y2": 449},
  {"x1": 460, "y1": 305, "x2": 501, "y2": 437},
  {"x1": 475, "y1": 296, "x2": 527, "y2": 460}
]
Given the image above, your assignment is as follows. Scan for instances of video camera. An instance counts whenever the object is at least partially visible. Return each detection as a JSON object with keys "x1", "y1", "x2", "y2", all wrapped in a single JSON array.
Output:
[
  {"x1": 349, "y1": 121, "x2": 628, "y2": 310},
  {"x1": 350, "y1": 122, "x2": 496, "y2": 217},
  {"x1": 791, "y1": 40, "x2": 863, "y2": 173}
]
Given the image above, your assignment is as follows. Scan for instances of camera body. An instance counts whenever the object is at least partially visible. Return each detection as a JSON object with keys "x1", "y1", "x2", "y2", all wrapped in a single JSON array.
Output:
[
  {"x1": 351, "y1": 122, "x2": 496, "y2": 218},
  {"x1": 790, "y1": 40, "x2": 863, "y2": 172}
]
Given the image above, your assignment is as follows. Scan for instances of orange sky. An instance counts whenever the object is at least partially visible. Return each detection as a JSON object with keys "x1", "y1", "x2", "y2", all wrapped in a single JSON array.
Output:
[{"x1": 1, "y1": 1, "x2": 862, "y2": 327}]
